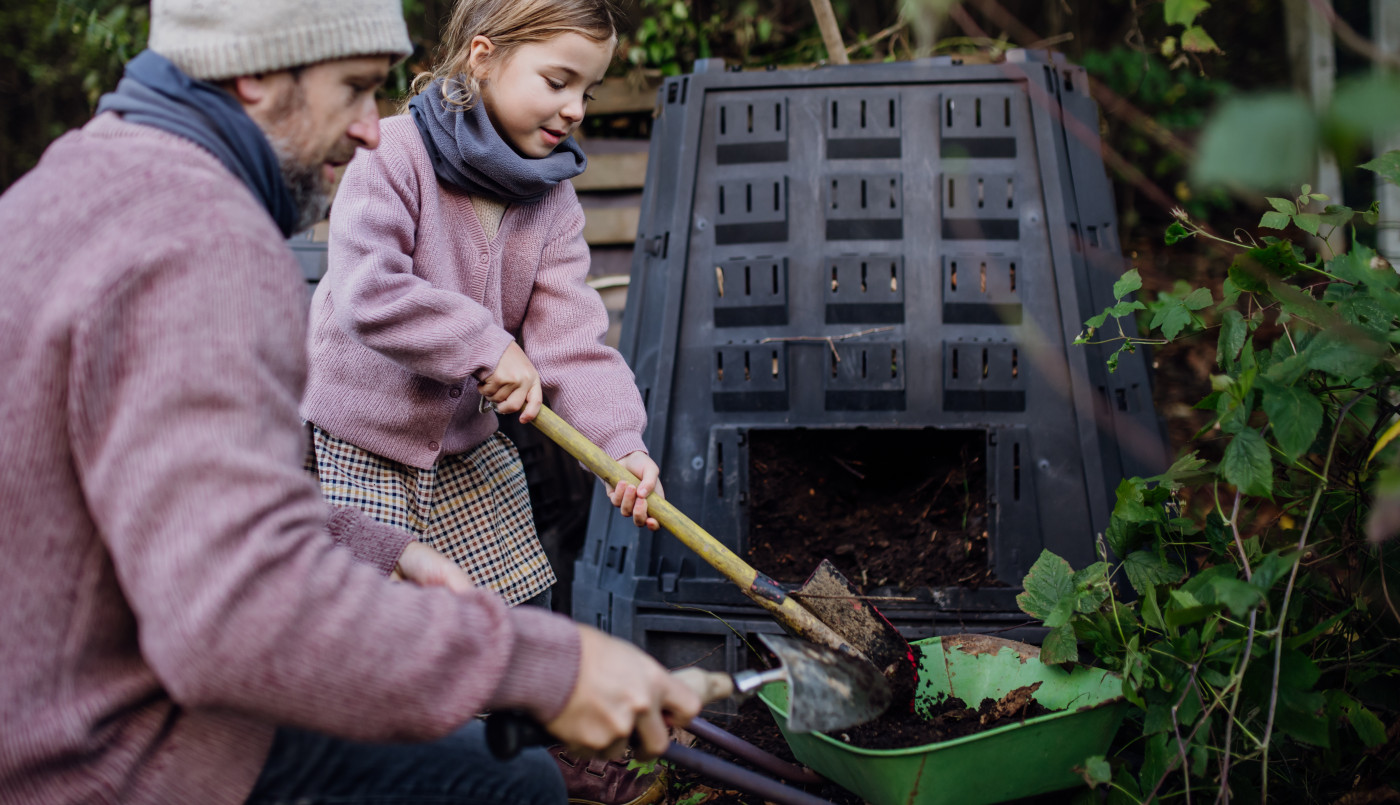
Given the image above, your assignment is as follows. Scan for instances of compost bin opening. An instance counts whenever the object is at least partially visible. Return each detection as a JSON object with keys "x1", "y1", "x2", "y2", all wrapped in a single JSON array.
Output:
[{"x1": 744, "y1": 428, "x2": 999, "y2": 592}]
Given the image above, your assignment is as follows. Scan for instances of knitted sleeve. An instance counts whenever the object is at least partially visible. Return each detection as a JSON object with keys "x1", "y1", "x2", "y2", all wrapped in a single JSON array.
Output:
[
  {"x1": 326, "y1": 132, "x2": 514, "y2": 384},
  {"x1": 66, "y1": 228, "x2": 580, "y2": 737},
  {"x1": 520, "y1": 183, "x2": 648, "y2": 460}
]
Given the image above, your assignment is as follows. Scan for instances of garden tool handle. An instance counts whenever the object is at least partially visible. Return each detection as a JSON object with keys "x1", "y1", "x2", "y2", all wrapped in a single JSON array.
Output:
[{"x1": 528, "y1": 405, "x2": 864, "y2": 660}]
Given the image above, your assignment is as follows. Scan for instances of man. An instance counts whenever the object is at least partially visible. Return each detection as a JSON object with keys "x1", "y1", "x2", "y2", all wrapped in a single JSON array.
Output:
[{"x1": 0, "y1": 2, "x2": 698, "y2": 803}]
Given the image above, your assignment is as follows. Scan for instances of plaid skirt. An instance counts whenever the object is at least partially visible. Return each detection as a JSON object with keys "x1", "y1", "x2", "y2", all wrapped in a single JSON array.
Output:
[{"x1": 305, "y1": 424, "x2": 555, "y2": 606}]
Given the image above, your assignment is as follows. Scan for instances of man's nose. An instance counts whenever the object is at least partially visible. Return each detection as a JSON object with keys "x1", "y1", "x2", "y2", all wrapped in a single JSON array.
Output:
[{"x1": 347, "y1": 98, "x2": 381, "y2": 149}]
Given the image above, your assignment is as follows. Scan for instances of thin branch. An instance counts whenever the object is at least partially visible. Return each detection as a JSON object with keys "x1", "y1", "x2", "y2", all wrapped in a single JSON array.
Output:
[
  {"x1": 1260, "y1": 379, "x2": 1387, "y2": 800},
  {"x1": 1304, "y1": 0, "x2": 1400, "y2": 69},
  {"x1": 1229, "y1": 490, "x2": 1253, "y2": 581},
  {"x1": 758, "y1": 326, "x2": 895, "y2": 362}
]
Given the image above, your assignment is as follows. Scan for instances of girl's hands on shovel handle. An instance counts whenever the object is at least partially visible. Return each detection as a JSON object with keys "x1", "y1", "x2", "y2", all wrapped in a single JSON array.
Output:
[{"x1": 610, "y1": 451, "x2": 663, "y2": 530}]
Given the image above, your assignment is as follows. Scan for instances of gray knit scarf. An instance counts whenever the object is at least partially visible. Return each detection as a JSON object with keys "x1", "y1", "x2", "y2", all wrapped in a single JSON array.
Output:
[{"x1": 408, "y1": 77, "x2": 587, "y2": 205}]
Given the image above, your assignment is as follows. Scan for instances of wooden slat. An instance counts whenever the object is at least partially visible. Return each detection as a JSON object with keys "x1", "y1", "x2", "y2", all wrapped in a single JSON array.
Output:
[
  {"x1": 587, "y1": 75, "x2": 663, "y2": 116},
  {"x1": 581, "y1": 205, "x2": 641, "y2": 245},
  {"x1": 574, "y1": 149, "x2": 649, "y2": 191}
]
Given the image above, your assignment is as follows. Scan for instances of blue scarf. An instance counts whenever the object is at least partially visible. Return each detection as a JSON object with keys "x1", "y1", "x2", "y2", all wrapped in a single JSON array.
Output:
[
  {"x1": 408, "y1": 78, "x2": 586, "y2": 205},
  {"x1": 96, "y1": 50, "x2": 298, "y2": 237}
]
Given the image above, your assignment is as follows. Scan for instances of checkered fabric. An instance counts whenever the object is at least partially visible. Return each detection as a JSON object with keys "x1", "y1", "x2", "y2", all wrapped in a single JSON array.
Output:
[{"x1": 306, "y1": 424, "x2": 555, "y2": 605}]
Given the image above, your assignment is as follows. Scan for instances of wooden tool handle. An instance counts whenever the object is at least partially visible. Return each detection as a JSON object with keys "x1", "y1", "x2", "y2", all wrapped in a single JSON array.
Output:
[{"x1": 530, "y1": 405, "x2": 862, "y2": 659}]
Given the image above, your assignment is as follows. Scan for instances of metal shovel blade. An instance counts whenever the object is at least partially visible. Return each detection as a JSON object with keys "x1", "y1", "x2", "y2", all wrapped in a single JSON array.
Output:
[
  {"x1": 794, "y1": 559, "x2": 919, "y2": 708},
  {"x1": 758, "y1": 632, "x2": 892, "y2": 733}
]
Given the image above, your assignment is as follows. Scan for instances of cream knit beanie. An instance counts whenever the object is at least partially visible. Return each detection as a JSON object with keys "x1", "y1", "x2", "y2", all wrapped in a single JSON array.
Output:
[{"x1": 149, "y1": 0, "x2": 413, "y2": 81}]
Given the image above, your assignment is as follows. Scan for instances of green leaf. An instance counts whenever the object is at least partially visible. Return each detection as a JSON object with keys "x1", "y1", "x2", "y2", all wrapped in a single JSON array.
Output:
[
  {"x1": 1017, "y1": 550, "x2": 1076, "y2": 622},
  {"x1": 1151, "y1": 302, "x2": 1195, "y2": 340},
  {"x1": 1218, "y1": 309, "x2": 1247, "y2": 367},
  {"x1": 1112, "y1": 478, "x2": 1159, "y2": 524},
  {"x1": 1266, "y1": 197, "x2": 1297, "y2": 214},
  {"x1": 1180, "y1": 25, "x2": 1220, "y2": 53},
  {"x1": 1228, "y1": 240, "x2": 1304, "y2": 295},
  {"x1": 1360, "y1": 150, "x2": 1400, "y2": 188},
  {"x1": 1112, "y1": 268, "x2": 1143, "y2": 300},
  {"x1": 1157, "y1": 452, "x2": 1208, "y2": 489},
  {"x1": 1123, "y1": 550, "x2": 1184, "y2": 595},
  {"x1": 1183, "y1": 287, "x2": 1213, "y2": 310},
  {"x1": 1143, "y1": 703, "x2": 1173, "y2": 735},
  {"x1": 1326, "y1": 77, "x2": 1400, "y2": 145},
  {"x1": 1041, "y1": 623, "x2": 1079, "y2": 665},
  {"x1": 1303, "y1": 327, "x2": 1384, "y2": 380},
  {"x1": 1165, "y1": 589, "x2": 1214, "y2": 627},
  {"x1": 1327, "y1": 690, "x2": 1388, "y2": 748},
  {"x1": 1251, "y1": 551, "x2": 1297, "y2": 594},
  {"x1": 1260, "y1": 380, "x2": 1323, "y2": 461},
  {"x1": 1221, "y1": 428, "x2": 1272, "y2": 497},
  {"x1": 1163, "y1": 0, "x2": 1209, "y2": 27},
  {"x1": 1164, "y1": 221, "x2": 1191, "y2": 245},
  {"x1": 1079, "y1": 755, "x2": 1113, "y2": 787},
  {"x1": 1194, "y1": 94, "x2": 1317, "y2": 191},
  {"x1": 1107, "y1": 300, "x2": 1147, "y2": 319},
  {"x1": 1259, "y1": 210, "x2": 1291, "y2": 229},
  {"x1": 1202, "y1": 575, "x2": 1263, "y2": 616},
  {"x1": 1141, "y1": 584, "x2": 1166, "y2": 631},
  {"x1": 1292, "y1": 212, "x2": 1321, "y2": 235}
]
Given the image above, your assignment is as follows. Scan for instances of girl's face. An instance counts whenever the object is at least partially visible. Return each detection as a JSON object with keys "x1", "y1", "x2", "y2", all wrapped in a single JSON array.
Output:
[{"x1": 470, "y1": 32, "x2": 614, "y2": 158}]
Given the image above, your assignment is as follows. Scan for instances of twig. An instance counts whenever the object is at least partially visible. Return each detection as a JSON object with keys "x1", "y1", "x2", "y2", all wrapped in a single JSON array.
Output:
[
  {"x1": 759, "y1": 326, "x2": 895, "y2": 362},
  {"x1": 1305, "y1": 0, "x2": 1400, "y2": 69},
  {"x1": 1261, "y1": 379, "x2": 1388, "y2": 800},
  {"x1": 1229, "y1": 490, "x2": 1253, "y2": 581},
  {"x1": 1215, "y1": 608, "x2": 1260, "y2": 805},
  {"x1": 829, "y1": 455, "x2": 866, "y2": 480},
  {"x1": 1380, "y1": 545, "x2": 1400, "y2": 629},
  {"x1": 844, "y1": 20, "x2": 906, "y2": 56}
]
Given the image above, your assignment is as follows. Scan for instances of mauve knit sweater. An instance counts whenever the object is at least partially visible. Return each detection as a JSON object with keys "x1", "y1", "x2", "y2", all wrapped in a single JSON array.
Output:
[
  {"x1": 0, "y1": 114, "x2": 580, "y2": 804},
  {"x1": 300, "y1": 115, "x2": 648, "y2": 470}
]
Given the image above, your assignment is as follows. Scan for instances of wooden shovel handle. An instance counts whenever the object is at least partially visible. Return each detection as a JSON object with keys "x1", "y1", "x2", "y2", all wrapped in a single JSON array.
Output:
[{"x1": 530, "y1": 405, "x2": 863, "y2": 660}]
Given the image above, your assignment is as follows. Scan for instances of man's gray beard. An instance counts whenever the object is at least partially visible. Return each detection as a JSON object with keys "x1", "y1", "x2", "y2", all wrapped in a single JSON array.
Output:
[{"x1": 270, "y1": 138, "x2": 331, "y2": 235}]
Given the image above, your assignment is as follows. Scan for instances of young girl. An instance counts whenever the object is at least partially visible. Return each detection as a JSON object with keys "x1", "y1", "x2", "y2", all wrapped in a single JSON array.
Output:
[{"x1": 301, "y1": 0, "x2": 661, "y2": 614}]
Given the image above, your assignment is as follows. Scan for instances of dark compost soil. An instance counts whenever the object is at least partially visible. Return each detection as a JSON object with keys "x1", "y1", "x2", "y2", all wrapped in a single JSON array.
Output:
[{"x1": 743, "y1": 429, "x2": 1001, "y2": 591}]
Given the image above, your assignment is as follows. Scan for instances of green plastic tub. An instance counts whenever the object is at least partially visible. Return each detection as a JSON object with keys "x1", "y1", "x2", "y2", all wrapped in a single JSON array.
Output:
[{"x1": 757, "y1": 634, "x2": 1127, "y2": 805}]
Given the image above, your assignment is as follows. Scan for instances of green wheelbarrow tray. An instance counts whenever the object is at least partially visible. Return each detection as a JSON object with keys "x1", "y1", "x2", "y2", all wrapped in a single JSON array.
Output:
[{"x1": 757, "y1": 634, "x2": 1128, "y2": 805}]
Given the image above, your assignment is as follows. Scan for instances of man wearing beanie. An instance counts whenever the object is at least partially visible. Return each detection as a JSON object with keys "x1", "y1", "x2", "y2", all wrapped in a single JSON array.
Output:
[{"x1": 0, "y1": 2, "x2": 699, "y2": 804}]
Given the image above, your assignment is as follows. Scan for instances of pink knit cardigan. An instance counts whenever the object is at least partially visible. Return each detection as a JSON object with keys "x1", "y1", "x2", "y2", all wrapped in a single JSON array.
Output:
[
  {"x1": 300, "y1": 115, "x2": 648, "y2": 469},
  {"x1": 0, "y1": 115, "x2": 580, "y2": 804}
]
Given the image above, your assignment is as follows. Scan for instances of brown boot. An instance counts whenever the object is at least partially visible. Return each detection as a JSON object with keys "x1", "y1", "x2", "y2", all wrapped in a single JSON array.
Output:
[{"x1": 548, "y1": 745, "x2": 668, "y2": 805}]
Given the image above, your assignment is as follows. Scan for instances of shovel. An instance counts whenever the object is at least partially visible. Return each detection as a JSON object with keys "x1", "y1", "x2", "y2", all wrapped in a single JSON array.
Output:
[
  {"x1": 486, "y1": 633, "x2": 889, "y2": 805},
  {"x1": 526, "y1": 404, "x2": 918, "y2": 704}
]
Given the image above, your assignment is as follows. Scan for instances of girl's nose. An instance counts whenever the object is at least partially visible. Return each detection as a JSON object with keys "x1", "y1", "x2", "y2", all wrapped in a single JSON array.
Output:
[{"x1": 560, "y1": 93, "x2": 586, "y2": 124}]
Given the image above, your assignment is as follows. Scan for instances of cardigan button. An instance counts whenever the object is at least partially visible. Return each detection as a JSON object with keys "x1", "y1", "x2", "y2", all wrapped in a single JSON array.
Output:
[
  {"x1": 429, "y1": 441, "x2": 440, "y2": 452},
  {"x1": 448, "y1": 386, "x2": 462, "y2": 398}
]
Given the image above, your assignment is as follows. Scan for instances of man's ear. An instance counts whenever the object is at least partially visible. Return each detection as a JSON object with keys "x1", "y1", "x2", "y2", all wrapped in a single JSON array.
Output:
[{"x1": 227, "y1": 74, "x2": 274, "y2": 106}]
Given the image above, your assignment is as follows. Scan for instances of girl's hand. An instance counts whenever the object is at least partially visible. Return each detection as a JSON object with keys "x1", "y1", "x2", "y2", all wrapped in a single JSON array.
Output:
[
  {"x1": 608, "y1": 452, "x2": 662, "y2": 531},
  {"x1": 478, "y1": 342, "x2": 542, "y2": 423}
]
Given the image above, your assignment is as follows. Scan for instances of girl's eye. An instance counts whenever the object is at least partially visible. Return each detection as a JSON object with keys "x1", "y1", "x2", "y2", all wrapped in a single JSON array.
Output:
[
  {"x1": 546, "y1": 79, "x2": 565, "y2": 91},
  {"x1": 584, "y1": 93, "x2": 597, "y2": 102}
]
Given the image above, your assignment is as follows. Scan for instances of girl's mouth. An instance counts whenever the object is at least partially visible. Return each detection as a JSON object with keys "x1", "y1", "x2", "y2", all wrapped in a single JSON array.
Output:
[{"x1": 540, "y1": 128, "x2": 565, "y2": 146}]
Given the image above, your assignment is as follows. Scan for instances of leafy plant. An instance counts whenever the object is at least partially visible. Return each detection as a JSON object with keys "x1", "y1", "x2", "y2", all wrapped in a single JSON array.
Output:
[{"x1": 1026, "y1": 159, "x2": 1400, "y2": 801}]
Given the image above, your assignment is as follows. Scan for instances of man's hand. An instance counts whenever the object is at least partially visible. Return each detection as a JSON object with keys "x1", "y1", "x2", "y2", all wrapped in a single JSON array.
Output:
[
  {"x1": 545, "y1": 625, "x2": 701, "y2": 759},
  {"x1": 477, "y1": 342, "x2": 542, "y2": 424},
  {"x1": 391, "y1": 541, "x2": 476, "y2": 594},
  {"x1": 607, "y1": 452, "x2": 662, "y2": 531}
]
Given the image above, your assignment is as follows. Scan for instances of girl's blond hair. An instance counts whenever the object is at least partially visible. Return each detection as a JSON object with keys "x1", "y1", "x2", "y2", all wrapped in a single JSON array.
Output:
[{"x1": 406, "y1": 0, "x2": 623, "y2": 112}]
